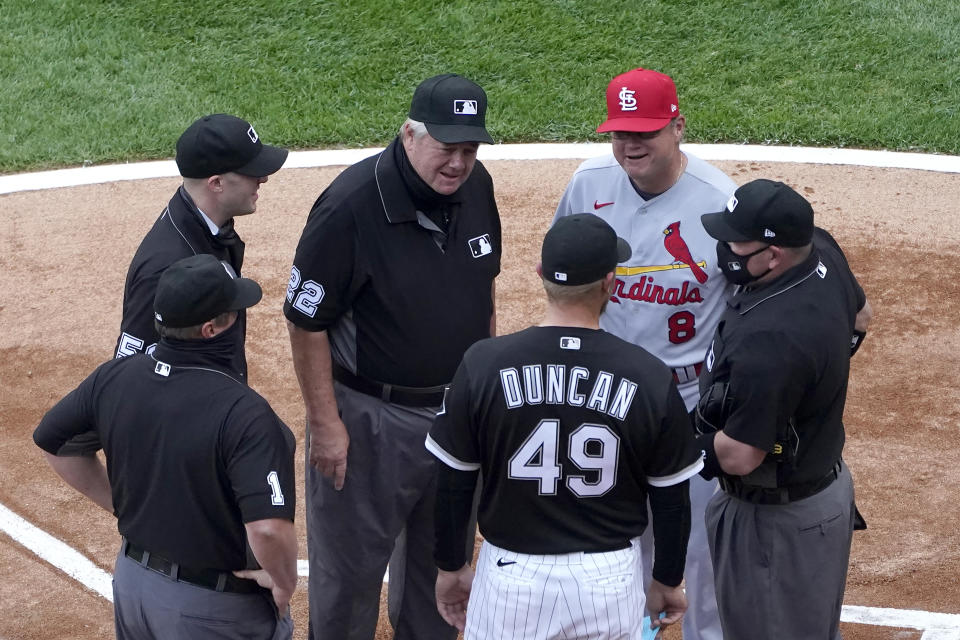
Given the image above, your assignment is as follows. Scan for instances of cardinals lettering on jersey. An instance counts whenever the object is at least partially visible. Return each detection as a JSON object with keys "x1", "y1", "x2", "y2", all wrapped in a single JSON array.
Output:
[
  {"x1": 499, "y1": 364, "x2": 638, "y2": 421},
  {"x1": 609, "y1": 221, "x2": 709, "y2": 311}
]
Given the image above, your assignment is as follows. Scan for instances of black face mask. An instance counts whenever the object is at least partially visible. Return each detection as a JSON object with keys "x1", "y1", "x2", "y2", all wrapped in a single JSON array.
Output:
[{"x1": 716, "y1": 241, "x2": 771, "y2": 285}]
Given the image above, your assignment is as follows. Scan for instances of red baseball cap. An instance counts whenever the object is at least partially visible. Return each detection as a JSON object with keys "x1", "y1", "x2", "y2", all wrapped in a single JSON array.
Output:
[{"x1": 596, "y1": 68, "x2": 680, "y2": 133}]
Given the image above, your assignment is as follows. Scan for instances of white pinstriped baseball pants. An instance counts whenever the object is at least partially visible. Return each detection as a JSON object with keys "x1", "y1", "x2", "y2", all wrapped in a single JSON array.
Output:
[{"x1": 465, "y1": 539, "x2": 645, "y2": 640}]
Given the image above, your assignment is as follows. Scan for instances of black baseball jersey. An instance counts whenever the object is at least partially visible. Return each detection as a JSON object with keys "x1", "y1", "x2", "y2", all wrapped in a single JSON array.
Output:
[
  {"x1": 283, "y1": 138, "x2": 501, "y2": 387},
  {"x1": 116, "y1": 187, "x2": 248, "y2": 380},
  {"x1": 33, "y1": 327, "x2": 296, "y2": 571},
  {"x1": 427, "y1": 326, "x2": 703, "y2": 555},
  {"x1": 699, "y1": 227, "x2": 866, "y2": 485}
]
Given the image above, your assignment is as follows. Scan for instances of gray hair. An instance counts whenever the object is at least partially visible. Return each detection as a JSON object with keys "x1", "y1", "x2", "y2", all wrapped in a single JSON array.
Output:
[{"x1": 400, "y1": 118, "x2": 429, "y2": 139}]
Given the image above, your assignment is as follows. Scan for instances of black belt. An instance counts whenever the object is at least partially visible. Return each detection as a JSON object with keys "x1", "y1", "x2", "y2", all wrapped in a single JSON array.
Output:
[
  {"x1": 123, "y1": 540, "x2": 265, "y2": 595},
  {"x1": 332, "y1": 362, "x2": 446, "y2": 408},
  {"x1": 585, "y1": 541, "x2": 632, "y2": 553},
  {"x1": 719, "y1": 461, "x2": 842, "y2": 505}
]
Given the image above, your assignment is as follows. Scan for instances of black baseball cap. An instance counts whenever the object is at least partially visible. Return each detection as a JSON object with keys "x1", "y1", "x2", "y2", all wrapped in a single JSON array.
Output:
[
  {"x1": 154, "y1": 254, "x2": 262, "y2": 328},
  {"x1": 408, "y1": 74, "x2": 494, "y2": 144},
  {"x1": 542, "y1": 214, "x2": 631, "y2": 285},
  {"x1": 175, "y1": 114, "x2": 288, "y2": 179},
  {"x1": 701, "y1": 179, "x2": 814, "y2": 247}
]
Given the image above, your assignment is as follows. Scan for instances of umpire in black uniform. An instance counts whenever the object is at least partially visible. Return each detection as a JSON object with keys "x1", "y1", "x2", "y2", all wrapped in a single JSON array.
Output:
[
  {"x1": 284, "y1": 74, "x2": 500, "y2": 639},
  {"x1": 34, "y1": 254, "x2": 298, "y2": 639},
  {"x1": 58, "y1": 114, "x2": 287, "y2": 458},
  {"x1": 695, "y1": 179, "x2": 872, "y2": 639},
  {"x1": 116, "y1": 113, "x2": 288, "y2": 370}
]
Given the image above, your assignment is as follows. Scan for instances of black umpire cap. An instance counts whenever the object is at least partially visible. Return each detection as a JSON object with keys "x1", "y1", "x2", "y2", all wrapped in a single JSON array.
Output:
[
  {"x1": 542, "y1": 214, "x2": 631, "y2": 285},
  {"x1": 409, "y1": 74, "x2": 494, "y2": 144},
  {"x1": 154, "y1": 254, "x2": 262, "y2": 328},
  {"x1": 701, "y1": 179, "x2": 814, "y2": 247},
  {"x1": 176, "y1": 114, "x2": 288, "y2": 179}
]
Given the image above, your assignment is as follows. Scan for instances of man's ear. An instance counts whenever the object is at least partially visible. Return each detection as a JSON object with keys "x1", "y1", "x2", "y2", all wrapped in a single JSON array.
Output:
[
  {"x1": 400, "y1": 122, "x2": 416, "y2": 149},
  {"x1": 674, "y1": 114, "x2": 686, "y2": 141},
  {"x1": 199, "y1": 320, "x2": 219, "y2": 339},
  {"x1": 207, "y1": 174, "x2": 223, "y2": 193},
  {"x1": 767, "y1": 245, "x2": 785, "y2": 270},
  {"x1": 603, "y1": 271, "x2": 616, "y2": 293},
  {"x1": 535, "y1": 262, "x2": 543, "y2": 277}
]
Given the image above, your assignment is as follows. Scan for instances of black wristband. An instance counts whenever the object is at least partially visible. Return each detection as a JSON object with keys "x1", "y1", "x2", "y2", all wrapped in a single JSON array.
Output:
[{"x1": 695, "y1": 431, "x2": 723, "y2": 480}]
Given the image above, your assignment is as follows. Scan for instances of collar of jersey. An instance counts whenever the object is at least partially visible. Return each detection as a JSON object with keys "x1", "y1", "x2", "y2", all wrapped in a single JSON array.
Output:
[
  {"x1": 731, "y1": 246, "x2": 822, "y2": 315},
  {"x1": 151, "y1": 339, "x2": 242, "y2": 383},
  {"x1": 374, "y1": 138, "x2": 419, "y2": 224}
]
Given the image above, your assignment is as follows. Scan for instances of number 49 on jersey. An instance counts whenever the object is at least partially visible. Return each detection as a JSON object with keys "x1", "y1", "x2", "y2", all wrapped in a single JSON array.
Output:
[{"x1": 508, "y1": 419, "x2": 620, "y2": 498}]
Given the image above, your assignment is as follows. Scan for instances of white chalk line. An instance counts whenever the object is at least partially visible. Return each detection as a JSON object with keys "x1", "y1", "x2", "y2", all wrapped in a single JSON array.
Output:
[
  {"x1": 0, "y1": 503, "x2": 114, "y2": 602},
  {"x1": 2, "y1": 504, "x2": 956, "y2": 631},
  {"x1": 2, "y1": 142, "x2": 960, "y2": 195},
  {"x1": 3, "y1": 142, "x2": 959, "y2": 629}
]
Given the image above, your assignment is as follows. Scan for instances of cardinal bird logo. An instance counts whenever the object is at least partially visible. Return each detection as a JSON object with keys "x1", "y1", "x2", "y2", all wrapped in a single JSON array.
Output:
[{"x1": 663, "y1": 221, "x2": 708, "y2": 283}]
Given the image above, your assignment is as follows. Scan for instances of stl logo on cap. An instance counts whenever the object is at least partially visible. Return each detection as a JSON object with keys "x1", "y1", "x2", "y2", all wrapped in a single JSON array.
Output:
[
  {"x1": 454, "y1": 99, "x2": 478, "y2": 115},
  {"x1": 618, "y1": 87, "x2": 637, "y2": 111}
]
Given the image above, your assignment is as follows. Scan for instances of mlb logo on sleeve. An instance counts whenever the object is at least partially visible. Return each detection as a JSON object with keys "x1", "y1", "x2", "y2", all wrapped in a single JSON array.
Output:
[
  {"x1": 560, "y1": 337, "x2": 581, "y2": 350},
  {"x1": 469, "y1": 234, "x2": 494, "y2": 258}
]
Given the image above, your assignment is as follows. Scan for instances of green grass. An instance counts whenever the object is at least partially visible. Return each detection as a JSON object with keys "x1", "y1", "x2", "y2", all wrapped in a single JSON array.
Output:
[{"x1": 1, "y1": 0, "x2": 958, "y2": 172}]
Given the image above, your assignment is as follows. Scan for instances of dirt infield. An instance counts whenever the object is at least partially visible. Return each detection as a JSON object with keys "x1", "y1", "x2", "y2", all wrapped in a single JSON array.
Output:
[{"x1": 1, "y1": 156, "x2": 958, "y2": 639}]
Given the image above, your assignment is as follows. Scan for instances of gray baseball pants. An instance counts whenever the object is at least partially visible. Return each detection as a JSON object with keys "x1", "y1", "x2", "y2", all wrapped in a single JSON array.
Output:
[
  {"x1": 306, "y1": 383, "x2": 472, "y2": 640},
  {"x1": 113, "y1": 544, "x2": 292, "y2": 639},
  {"x1": 706, "y1": 461, "x2": 855, "y2": 639}
]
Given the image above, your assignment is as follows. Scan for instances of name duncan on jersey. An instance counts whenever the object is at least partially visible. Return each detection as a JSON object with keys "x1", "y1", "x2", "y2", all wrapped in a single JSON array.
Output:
[
  {"x1": 500, "y1": 364, "x2": 638, "y2": 420},
  {"x1": 611, "y1": 275, "x2": 703, "y2": 305}
]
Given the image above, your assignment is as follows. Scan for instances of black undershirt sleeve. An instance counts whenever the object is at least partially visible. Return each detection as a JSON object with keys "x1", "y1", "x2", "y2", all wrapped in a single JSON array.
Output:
[
  {"x1": 648, "y1": 480, "x2": 692, "y2": 587},
  {"x1": 434, "y1": 463, "x2": 480, "y2": 571}
]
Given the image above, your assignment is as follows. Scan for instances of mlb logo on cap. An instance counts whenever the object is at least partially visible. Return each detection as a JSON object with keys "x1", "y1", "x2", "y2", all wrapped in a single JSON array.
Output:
[{"x1": 454, "y1": 100, "x2": 478, "y2": 115}]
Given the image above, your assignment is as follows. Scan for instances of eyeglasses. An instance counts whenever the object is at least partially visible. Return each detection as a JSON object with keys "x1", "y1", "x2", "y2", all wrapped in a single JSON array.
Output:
[{"x1": 610, "y1": 120, "x2": 677, "y2": 141}]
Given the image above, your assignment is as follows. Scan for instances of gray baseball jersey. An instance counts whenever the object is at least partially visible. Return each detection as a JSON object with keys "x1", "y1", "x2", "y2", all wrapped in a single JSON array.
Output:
[{"x1": 554, "y1": 152, "x2": 736, "y2": 410}]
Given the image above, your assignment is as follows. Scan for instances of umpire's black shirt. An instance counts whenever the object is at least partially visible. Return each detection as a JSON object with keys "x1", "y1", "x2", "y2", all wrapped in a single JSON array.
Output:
[
  {"x1": 284, "y1": 138, "x2": 501, "y2": 387},
  {"x1": 34, "y1": 325, "x2": 296, "y2": 570},
  {"x1": 116, "y1": 187, "x2": 248, "y2": 381},
  {"x1": 699, "y1": 228, "x2": 866, "y2": 485}
]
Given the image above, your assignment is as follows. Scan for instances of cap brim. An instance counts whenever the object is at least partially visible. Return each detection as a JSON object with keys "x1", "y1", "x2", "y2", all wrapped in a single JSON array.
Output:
[
  {"x1": 235, "y1": 145, "x2": 289, "y2": 177},
  {"x1": 424, "y1": 122, "x2": 494, "y2": 144},
  {"x1": 616, "y1": 237, "x2": 632, "y2": 263},
  {"x1": 226, "y1": 277, "x2": 263, "y2": 312},
  {"x1": 700, "y1": 211, "x2": 753, "y2": 242},
  {"x1": 597, "y1": 117, "x2": 674, "y2": 133}
]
